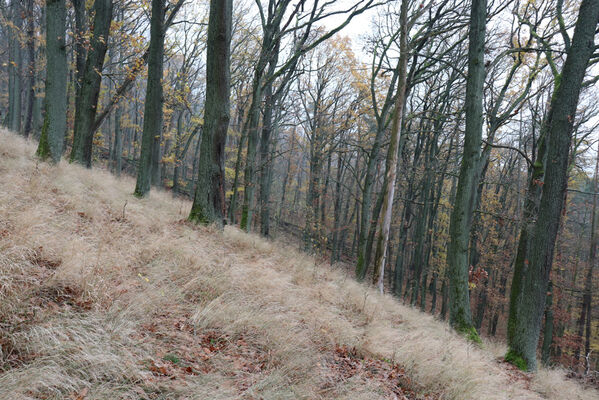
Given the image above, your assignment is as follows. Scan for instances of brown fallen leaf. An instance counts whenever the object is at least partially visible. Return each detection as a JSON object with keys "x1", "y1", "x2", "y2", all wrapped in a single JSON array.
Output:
[{"x1": 69, "y1": 387, "x2": 88, "y2": 400}]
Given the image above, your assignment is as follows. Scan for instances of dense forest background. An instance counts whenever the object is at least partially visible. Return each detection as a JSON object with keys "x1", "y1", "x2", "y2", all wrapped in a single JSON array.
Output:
[{"x1": 1, "y1": 0, "x2": 598, "y2": 377}]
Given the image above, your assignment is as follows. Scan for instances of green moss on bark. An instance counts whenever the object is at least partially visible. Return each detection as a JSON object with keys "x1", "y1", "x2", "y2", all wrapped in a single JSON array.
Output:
[
  {"x1": 188, "y1": 208, "x2": 211, "y2": 225},
  {"x1": 505, "y1": 349, "x2": 528, "y2": 371},
  {"x1": 36, "y1": 114, "x2": 51, "y2": 161},
  {"x1": 240, "y1": 204, "x2": 249, "y2": 231},
  {"x1": 456, "y1": 324, "x2": 482, "y2": 345},
  {"x1": 355, "y1": 253, "x2": 366, "y2": 282}
]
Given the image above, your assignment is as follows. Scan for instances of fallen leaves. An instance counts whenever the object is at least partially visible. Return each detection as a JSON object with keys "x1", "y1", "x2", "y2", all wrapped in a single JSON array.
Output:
[
  {"x1": 139, "y1": 310, "x2": 270, "y2": 393},
  {"x1": 69, "y1": 387, "x2": 88, "y2": 400},
  {"x1": 323, "y1": 345, "x2": 440, "y2": 400}
]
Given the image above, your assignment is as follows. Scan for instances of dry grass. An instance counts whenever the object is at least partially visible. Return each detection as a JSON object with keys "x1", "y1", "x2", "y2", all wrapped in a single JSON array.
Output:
[{"x1": 0, "y1": 130, "x2": 596, "y2": 399}]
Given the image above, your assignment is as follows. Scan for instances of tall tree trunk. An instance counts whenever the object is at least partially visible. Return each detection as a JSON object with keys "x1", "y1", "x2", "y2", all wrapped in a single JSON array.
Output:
[
  {"x1": 189, "y1": 0, "x2": 232, "y2": 226},
  {"x1": 228, "y1": 117, "x2": 248, "y2": 223},
  {"x1": 258, "y1": 61, "x2": 278, "y2": 236},
  {"x1": 355, "y1": 128, "x2": 385, "y2": 280},
  {"x1": 23, "y1": 0, "x2": 35, "y2": 137},
  {"x1": 278, "y1": 129, "x2": 295, "y2": 224},
  {"x1": 541, "y1": 280, "x2": 554, "y2": 366},
  {"x1": 172, "y1": 110, "x2": 185, "y2": 192},
  {"x1": 72, "y1": 0, "x2": 87, "y2": 88},
  {"x1": 331, "y1": 151, "x2": 345, "y2": 264},
  {"x1": 446, "y1": 0, "x2": 486, "y2": 338},
  {"x1": 575, "y1": 144, "x2": 599, "y2": 363},
  {"x1": 36, "y1": 0, "x2": 67, "y2": 163},
  {"x1": 305, "y1": 129, "x2": 324, "y2": 252},
  {"x1": 584, "y1": 151, "x2": 598, "y2": 365},
  {"x1": 430, "y1": 272, "x2": 438, "y2": 314},
  {"x1": 239, "y1": 83, "x2": 263, "y2": 231},
  {"x1": 69, "y1": 0, "x2": 113, "y2": 167},
  {"x1": 506, "y1": 0, "x2": 599, "y2": 371},
  {"x1": 134, "y1": 0, "x2": 165, "y2": 197},
  {"x1": 6, "y1": 0, "x2": 23, "y2": 133},
  {"x1": 372, "y1": 0, "x2": 408, "y2": 293},
  {"x1": 113, "y1": 105, "x2": 123, "y2": 176}
]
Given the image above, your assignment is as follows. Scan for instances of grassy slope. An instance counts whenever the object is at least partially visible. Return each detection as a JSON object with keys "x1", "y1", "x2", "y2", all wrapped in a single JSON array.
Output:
[{"x1": 0, "y1": 130, "x2": 595, "y2": 400}]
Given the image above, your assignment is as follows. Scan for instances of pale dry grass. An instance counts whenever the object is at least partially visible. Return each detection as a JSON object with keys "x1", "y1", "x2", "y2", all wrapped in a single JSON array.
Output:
[{"x1": 0, "y1": 130, "x2": 596, "y2": 399}]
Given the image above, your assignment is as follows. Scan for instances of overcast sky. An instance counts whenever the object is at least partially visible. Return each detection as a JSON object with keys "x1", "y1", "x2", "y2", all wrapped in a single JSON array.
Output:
[{"x1": 318, "y1": 0, "x2": 381, "y2": 58}]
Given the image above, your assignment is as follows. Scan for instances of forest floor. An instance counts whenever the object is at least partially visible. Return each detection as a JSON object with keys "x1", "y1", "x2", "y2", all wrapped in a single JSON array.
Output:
[{"x1": 0, "y1": 130, "x2": 597, "y2": 400}]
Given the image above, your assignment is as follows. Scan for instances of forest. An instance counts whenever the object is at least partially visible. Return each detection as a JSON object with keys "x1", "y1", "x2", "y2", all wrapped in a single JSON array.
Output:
[{"x1": 1, "y1": 0, "x2": 599, "y2": 396}]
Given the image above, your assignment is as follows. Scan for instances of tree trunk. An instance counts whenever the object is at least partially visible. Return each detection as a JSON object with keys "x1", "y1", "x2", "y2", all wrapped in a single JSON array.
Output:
[
  {"x1": 6, "y1": 0, "x2": 23, "y2": 133},
  {"x1": 114, "y1": 105, "x2": 123, "y2": 176},
  {"x1": 506, "y1": 0, "x2": 599, "y2": 371},
  {"x1": 36, "y1": 0, "x2": 67, "y2": 163},
  {"x1": 258, "y1": 65, "x2": 278, "y2": 236},
  {"x1": 541, "y1": 280, "x2": 554, "y2": 366},
  {"x1": 278, "y1": 129, "x2": 295, "y2": 224},
  {"x1": 72, "y1": 0, "x2": 87, "y2": 89},
  {"x1": 134, "y1": 0, "x2": 165, "y2": 197},
  {"x1": 331, "y1": 151, "x2": 345, "y2": 264},
  {"x1": 189, "y1": 0, "x2": 232, "y2": 226},
  {"x1": 446, "y1": 0, "x2": 486, "y2": 338},
  {"x1": 430, "y1": 272, "x2": 438, "y2": 314},
  {"x1": 575, "y1": 144, "x2": 598, "y2": 363},
  {"x1": 355, "y1": 127, "x2": 385, "y2": 280},
  {"x1": 23, "y1": 0, "x2": 35, "y2": 137},
  {"x1": 69, "y1": 0, "x2": 113, "y2": 167},
  {"x1": 372, "y1": 0, "x2": 408, "y2": 293},
  {"x1": 239, "y1": 83, "x2": 263, "y2": 231},
  {"x1": 228, "y1": 116, "x2": 248, "y2": 223}
]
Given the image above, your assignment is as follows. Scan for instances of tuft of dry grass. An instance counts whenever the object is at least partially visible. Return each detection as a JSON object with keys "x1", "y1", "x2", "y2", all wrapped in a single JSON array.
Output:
[{"x1": 0, "y1": 129, "x2": 597, "y2": 399}]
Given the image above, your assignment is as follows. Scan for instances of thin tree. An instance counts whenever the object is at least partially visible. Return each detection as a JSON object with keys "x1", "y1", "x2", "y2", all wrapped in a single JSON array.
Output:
[
  {"x1": 5, "y1": 0, "x2": 23, "y2": 133},
  {"x1": 372, "y1": 0, "x2": 408, "y2": 293},
  {"x1": 188, "y1": 0, "x2": 232, "y2": 225}
]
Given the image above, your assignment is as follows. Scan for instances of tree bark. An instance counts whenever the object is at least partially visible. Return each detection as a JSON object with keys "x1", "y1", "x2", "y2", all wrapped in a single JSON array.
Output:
[
  {"x1": 506, "y1": 0, "x2": 599, "y2": 371},
  {"x1": 258, "y1": 51, "x2": 279, "y2": 236},
  {"x1": 189, "y1": 0, "x2": 232, "y2": 226},
  {"x1": 69, "y1": 0, "x2": 113, "y2": 167},
  {"x1": 446, "y1": 0, "x2": 486, "y2": 338},
  {"x1": 6, "y1": 0, "x2": 23, "y2": 133},
  {"x1": 372, "y1": 0, "x2": 408, "y2": 293},
  {"x1": 23, "y1": 0, "x2": 35, "y2": 137},
  {"x1": 36, "y1": 0, "x2": 67, "y2": 163},
  {"x1": 575, "y1": 143, "x2": 598, "y2": 364},
  {"x1": 541, "y1": 280, "x2": 554, "y2": 366},
  {"x1": 134, "y1": 0, "x2": 165, "y2": 197}
]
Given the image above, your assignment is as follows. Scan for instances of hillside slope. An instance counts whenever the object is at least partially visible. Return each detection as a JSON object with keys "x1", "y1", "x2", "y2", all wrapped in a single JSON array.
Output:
[{"x1": 0, "y1": 130, "x2": 596, "y2": 400}]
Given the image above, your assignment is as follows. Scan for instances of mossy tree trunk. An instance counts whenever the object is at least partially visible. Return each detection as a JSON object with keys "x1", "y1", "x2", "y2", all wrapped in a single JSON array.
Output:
[
  {"x1": 36, "y1": 0, "x2": 67, "y2": 163},
  {"x1": 189, "y1": 0, "x2": 232, "y2": 226},
  {"x1": 446, "y1": 0, "x2": 486, "y2": 339},
  {"x1": 69, "y1": 0, "x2": 113, "y2": 167},
  {"x1": 134, "y1": 0, "x2": 165, "y2": 197},
  {"x1": 506, "y1": 0, "x2": 599, "y2": 371}
]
